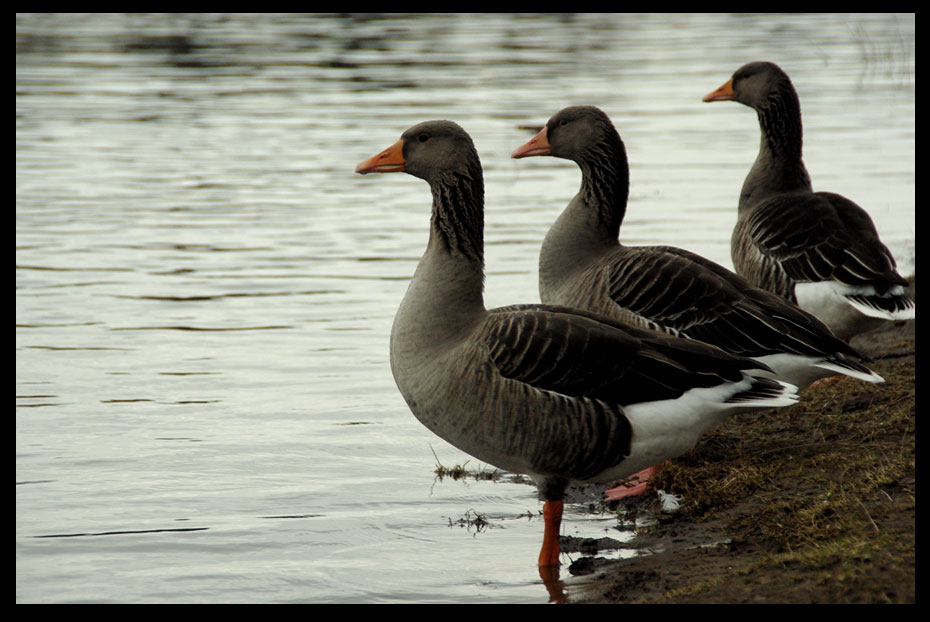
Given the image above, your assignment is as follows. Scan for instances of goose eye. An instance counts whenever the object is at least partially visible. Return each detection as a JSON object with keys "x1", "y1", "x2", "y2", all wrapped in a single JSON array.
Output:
[
  {"x1": 559, "y1": 119, "x2": 568, "y2": 127},
  {"x1": 417, "y1": 134, "x2": 429, "y2": 143}
]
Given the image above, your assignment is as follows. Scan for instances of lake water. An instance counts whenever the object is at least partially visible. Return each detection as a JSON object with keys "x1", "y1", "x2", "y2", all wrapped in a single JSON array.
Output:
[{"x1": 16, "y1": 13, "x2": 914, "y2": 603}]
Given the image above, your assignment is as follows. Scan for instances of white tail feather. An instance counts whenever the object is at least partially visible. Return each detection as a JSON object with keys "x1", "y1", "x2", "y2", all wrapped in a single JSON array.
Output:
[
  {"x1": 815, "y1": 360, "x2": 884, "y2": 384},
  {"x1": 845, "y1": 294, "x2": 915, "y2": 320}
]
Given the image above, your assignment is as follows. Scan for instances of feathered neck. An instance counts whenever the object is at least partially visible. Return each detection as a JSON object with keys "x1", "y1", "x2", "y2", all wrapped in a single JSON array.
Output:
[
  {"x1": 741, "y1": 79, "x2": 812, "y2": 209},
  {"x1": 576, "y1": 128, "x2": 631, "y2": 239},
  {"x1": 427, "y1": 159, "x2": 485, "y2": 267}
]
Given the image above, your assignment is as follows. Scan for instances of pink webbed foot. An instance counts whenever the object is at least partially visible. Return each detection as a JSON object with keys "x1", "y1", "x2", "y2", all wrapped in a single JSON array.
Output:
[{"x1": 603, "y1": 464, "x2": 664, "y2": 501}]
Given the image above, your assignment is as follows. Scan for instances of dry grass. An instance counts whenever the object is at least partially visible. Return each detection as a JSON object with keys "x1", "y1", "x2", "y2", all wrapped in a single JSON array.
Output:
[{"x1": 581, "y1": 324, "x2": 915, "y2": 604}]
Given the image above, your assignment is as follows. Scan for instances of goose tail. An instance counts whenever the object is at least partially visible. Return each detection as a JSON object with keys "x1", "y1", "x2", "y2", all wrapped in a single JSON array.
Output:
[{"x1": 725, "y1": 376, "x2": 800, "y2": 408}]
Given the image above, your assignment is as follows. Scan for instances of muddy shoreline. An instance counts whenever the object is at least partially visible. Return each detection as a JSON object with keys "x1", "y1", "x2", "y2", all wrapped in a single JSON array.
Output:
[{"x1": 561, "y1": 282, "x2": 915, "y2": 604}]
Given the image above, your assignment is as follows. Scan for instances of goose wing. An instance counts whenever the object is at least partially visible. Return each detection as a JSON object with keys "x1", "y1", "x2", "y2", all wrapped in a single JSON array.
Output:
[
  {"x1": 483, "y1": 304, "x2": 762, "y2": 405},
  {"x1": 744, "y1": 192, "x2": 906, "y2": 293}
]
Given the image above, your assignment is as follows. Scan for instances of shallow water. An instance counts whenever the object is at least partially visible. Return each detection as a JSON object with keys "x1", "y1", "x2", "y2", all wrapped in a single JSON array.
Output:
[{"x1": 16, "y1": 13, "x2": 914, "y2": 603}]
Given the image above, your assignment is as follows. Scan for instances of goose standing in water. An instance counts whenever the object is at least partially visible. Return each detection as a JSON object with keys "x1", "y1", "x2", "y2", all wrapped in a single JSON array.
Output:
[
  {"x1": 703, "y1": 61, "x2": 914, "y2": 340},
  {"x1": 356, "y1": 120, "x2": 799, "y2": 568},
  {"x1": 511, "y1": 105, "x2": 882, "y2": 499}
]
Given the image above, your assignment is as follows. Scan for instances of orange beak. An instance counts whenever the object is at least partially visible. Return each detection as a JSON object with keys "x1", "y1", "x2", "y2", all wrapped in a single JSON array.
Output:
[
  {"x1": 511, "y1": 126, "x2": 551, "y2": 159},
  {"x1": 355, "y1": 139, "x2": 406, "y2": 174},
  {"x1": 703, "y1": 77, "x2": 735, "y2": 102}
]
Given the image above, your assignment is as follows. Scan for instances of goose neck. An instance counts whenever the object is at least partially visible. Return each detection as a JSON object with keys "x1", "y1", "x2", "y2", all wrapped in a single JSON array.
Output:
[
  {"x1": 576, "y1": 139, "x2": 630, "y2": 239},
  {"x1": 740, "y1": 90, "x2": 812, "y2": 209}
]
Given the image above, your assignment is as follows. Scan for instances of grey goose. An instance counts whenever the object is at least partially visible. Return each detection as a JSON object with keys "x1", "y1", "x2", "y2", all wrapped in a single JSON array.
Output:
[
  {"x1": 511, "y1": 105, "x2": 881, "y2": 501},
  {"x1": 703, "y1": 61, "x2": 914, "y2": 340},
  {"x1": 511, "y1": 105, "x2": 881, "y2": 391},
  {"x1": 356, "y1": 120, "x2": 798, "y2": 568}
]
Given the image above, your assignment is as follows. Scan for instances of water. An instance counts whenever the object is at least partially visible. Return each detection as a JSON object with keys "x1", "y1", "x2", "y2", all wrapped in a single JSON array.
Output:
[{"x1": 16, "y1": 13, "x2": 915, "y2": 603}]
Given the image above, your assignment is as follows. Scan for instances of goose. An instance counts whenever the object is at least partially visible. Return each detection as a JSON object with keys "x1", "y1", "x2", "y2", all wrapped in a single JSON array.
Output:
[
  {"x1": 702, "y1": 61, "x2": 914, "y2": 340},
  {"x1": 511, "y1": 105, "x2": 882, "y2": 500},
  {"x1": 355, "y1": 119, "x2": 799, "y2": 567},
  {"x1": 511, "y1": 105, "x2": 882, "y2": 392}
]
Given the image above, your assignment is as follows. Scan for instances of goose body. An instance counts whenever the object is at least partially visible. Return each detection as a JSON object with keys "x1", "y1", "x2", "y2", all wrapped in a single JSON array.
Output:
[
  {"x1": 356, "y1": 120, "x2": 798, "y2": 567},
  {"x1": 511, "y1": 106, "x2": 882, "y2": 391},
  {"x1": 703, "y1": 61, "x2": 914, "y2": 340}
]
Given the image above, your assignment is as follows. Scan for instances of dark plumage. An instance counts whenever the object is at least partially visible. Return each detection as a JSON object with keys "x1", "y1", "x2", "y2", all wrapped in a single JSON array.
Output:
[
  {"x1": 704, "y1": 62, "x2": 914, "y2": 339},
  {"x1": 356, "y1": 120, "x2": 798, "y2": 568},
  {"x1": 511, "y1": 105, "x2": 882, "y2": 389}
]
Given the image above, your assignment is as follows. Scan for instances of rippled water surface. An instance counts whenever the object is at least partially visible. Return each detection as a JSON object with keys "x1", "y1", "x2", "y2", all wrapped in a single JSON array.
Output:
[{"x1": 17, "y1": 13, "x2": 914, "y2": 603}]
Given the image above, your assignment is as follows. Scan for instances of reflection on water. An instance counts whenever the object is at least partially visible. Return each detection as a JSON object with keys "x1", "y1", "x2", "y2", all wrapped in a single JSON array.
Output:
[{"x1": 17, "y1": 13, "x2": 914, "y2": 603}]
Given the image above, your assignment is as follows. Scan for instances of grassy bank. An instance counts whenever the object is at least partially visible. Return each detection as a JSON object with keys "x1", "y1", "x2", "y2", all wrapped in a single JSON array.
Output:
[{"x1": 574, "y1": 306, "x2": 915, "y2": 604}]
